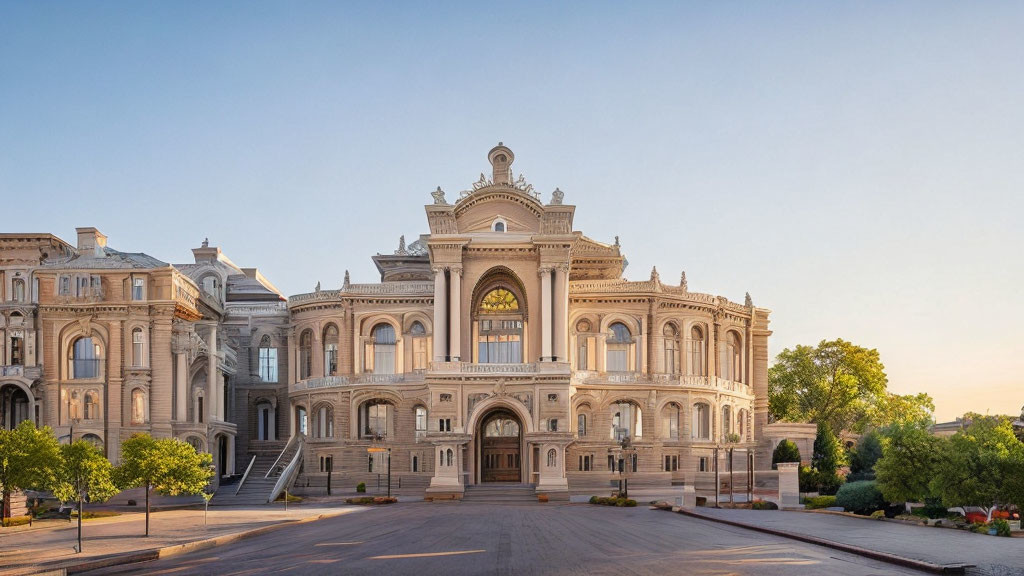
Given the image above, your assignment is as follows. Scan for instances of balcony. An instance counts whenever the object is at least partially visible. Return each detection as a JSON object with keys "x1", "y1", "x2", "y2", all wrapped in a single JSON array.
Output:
[
  {"x1": 291, "y1": 372, "x2": 422, "y2": 392},
  {"x1": 571, "y1": 372, "x2": 753, "y2": 396},
  {"x1": 428, "y1": 361, "x2": 570, "y2": 376}
]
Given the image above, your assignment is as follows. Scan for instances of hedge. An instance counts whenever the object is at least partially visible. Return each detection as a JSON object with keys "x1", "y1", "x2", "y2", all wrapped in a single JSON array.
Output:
[{"x1": 835, "y1": 480, "x2": 886, "y2": 515}]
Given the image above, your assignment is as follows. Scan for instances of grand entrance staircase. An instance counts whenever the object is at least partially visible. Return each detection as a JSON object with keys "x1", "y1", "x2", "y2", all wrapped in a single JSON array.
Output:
[
  {"x1": 461, "y1": 483, "x2": 537, "y2": 504},
  {"x1": 212, "y1": 437, "x2": 304, "y2": 506}
]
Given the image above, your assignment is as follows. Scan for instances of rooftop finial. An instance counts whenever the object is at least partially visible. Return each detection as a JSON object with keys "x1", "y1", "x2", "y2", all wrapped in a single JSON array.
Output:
[
  {"x1": 614, "y1": 235, "x2": 620, "y2": 247},
  {"x1": 745, "y1": 292, "x2": 754, "y2": 307},
  {"x1": 315, "y1": 281, "x2": 321, "y2": 292},
  {"x1": 396, "y1": 235, "x2": 407, "y2": 255},
  {"x1": 488, "y1": 143, "x2": 513, "y2": 185},
  {"x1": 343, "y1": 270, "x2": 350, "y2": 289},
  {"x1": 202, "y1": 237, "x2": 209, "y2": 248},
  {"x1": 680, "y1": 271, "x2": 688, "y2": 290},
  {"x1": 650, "y1": 266, "x2": 660, "y2": 283}
]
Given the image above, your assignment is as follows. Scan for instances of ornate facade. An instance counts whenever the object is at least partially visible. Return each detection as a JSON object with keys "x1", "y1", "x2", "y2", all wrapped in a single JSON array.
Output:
[{"x1": 1, "y1": 144, "x2": 771, "y2": 499}]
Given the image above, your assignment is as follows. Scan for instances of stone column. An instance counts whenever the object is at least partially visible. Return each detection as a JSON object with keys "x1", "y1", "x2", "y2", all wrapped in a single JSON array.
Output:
[
  {"x1": 150, "y1": 316, "x2": 173, "y2": 437},
  {"x1": 174, "y1": 351, "x2": 187, "y2": 421},
  {"x1": 448, "y1": 266, "x2": 462, "y2": 361},
  {"x1": 106, "y1": 321, "x2": 123, "y2": 463},
  {"x1": 554, "y1": 265, "x2": 569, "y2": 362},
  {"x1": 207, "y1": 325, "x2": 218, "y2": 422},
  {"x1": 540, "y1": 267, "x2": 552, "y2": 361},
  {"x1": 432, "y1": 267, "x2": 447, "y2": 361}
]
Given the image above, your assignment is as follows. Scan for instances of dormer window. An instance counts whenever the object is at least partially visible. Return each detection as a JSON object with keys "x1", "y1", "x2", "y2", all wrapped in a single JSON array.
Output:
[{"x1": 492, "y1": 218, "x2": 507, "y2": 233}]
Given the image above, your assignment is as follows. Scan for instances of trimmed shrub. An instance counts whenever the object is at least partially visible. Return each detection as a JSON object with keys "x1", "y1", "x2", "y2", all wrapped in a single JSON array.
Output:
[
  {"x1": 845, "y1": 471, "x2": 875, "y2": 483},
  {"x1": 804, "y1": 495, "x2": 836, "y2": 509},
  {"x1": 835, "y1": 480, "x2": 886, "y2": 516},
  {"x1": 1, "y1": 515, "x2": 32, "y2": 527},
  {"x1": 345, "y1": 496, "x2": 396, "y2": 505},
  {"x1": 356, "y1": 482, "x2": 366, "y2": 493},
  {"x1": 590, "y1": 496, "x2": 636, "y2": 507},
  {"x1": 752, "y1": 500, "x2": 778, "y2": 510},
  {"x1": 772, "y1": 440, "x2": 801, "y2": 470}
]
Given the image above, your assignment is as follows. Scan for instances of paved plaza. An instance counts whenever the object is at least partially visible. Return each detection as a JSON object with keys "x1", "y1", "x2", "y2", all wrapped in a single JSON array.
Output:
[{"x1": 81, "y1": 503, "x2": 929, "y2": 576}]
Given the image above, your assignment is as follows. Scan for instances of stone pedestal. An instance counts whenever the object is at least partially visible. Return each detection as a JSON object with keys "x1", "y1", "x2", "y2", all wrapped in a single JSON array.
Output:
[
  {"x1": 777, "y1": 462, "x2": 801, "y2": 509},
  {"x1": 426, "y1": 437, "x2": 467, "y2": 500},
  {"x1": 680, "y1": 485, "x2": 697, "y2": 509}
]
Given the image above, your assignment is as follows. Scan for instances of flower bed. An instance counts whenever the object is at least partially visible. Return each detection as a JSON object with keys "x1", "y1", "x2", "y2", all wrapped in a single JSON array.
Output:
[
  {"x1": 589, "y1": 496, "x2": 637, "y2": 507},
  {"x1": 345, "y1": 496, "x2": 397, "y2": 505}
]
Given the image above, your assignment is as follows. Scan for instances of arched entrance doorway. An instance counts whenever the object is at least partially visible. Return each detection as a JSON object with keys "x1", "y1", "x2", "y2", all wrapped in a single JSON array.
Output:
[
  {"x1": 0, "y1": 383, "x2": 31, "y2": 430},
  {"x1": 479, "y1": 410, "x2": 522, "y2": 482}
]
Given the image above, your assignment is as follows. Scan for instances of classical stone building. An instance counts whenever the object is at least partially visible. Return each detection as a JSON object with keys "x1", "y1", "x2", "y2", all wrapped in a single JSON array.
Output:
[
  {"x1": 285, "y1": 145, "x2": 771, "y2": 499},
  {"x1": 2, "y1": 144, "x2": 773, "y2": 501}
]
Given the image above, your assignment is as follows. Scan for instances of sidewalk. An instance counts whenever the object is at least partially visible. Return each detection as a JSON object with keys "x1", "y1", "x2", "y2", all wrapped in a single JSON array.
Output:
[
  {"x1": 686, "y1": 508, "x2": 1024, "y2": 575},
  {"x1": 0, "y1": 503, "x2": 362, "y2": 575}
]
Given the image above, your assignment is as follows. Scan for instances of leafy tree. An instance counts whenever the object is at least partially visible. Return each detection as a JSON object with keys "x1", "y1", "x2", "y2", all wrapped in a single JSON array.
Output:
[
  {"x1": 52, "y1": 440, "x2": 118, "y2": 552},
  {"x1": 811, "y1": 422, "x2": 845, "y2": 495},
  {"x1": 930, "y1": 416, "x2": 1024, "y2": 521},
  {"x1": 874, "y1": 422, "x2": 945, "y2": 503},
  {"x1": 768, "y1": 339, "x2": 888, "y2": 433},
  {"x1": 0, "y1": 421, "x2": 60, "y2": 521},
  {"x1": 871, "y1": 393, "x2": 936, "y2": 430},
  {"x1": 771, "y1": 439, "x2": 801, "y2": 470},
  {"x1": 116, "y1": 434, "x2": 214, "y2": 536},
  {"x1": 849, "y1": 431, "x2": 883, "y2": 475}
]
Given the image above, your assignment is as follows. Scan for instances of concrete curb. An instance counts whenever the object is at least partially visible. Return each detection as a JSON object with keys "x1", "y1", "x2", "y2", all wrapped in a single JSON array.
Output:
[
  {"x1": 2, "y1": 509, "x2": 352, "y2": 576},
  {"x1": 664, "y1": 507, "x2": 970, "y2": 575}
]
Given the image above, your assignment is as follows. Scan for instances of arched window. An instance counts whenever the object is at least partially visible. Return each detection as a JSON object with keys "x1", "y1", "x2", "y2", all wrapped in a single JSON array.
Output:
[
  {"x1": 577, "y1": 413, "x2": 587, "y2": 437},
  {"x1": 410, "y1": 321, "x2": 428, "y2": 371},
  {"x1": 688, "y1": 325, "x2": 706, "y2": 376},
  {"x1": 193, "y1": 386, "x2": 205, "y2": 424},
  {"x1": 131, "y1": 388, "x2": 147, "y2": 424},
  {"x1": 477, "y1": 288, "x2": 523, "y2": 363},
  {"x1": 295, "y1": 406, "x2": 307, "y2": 436},
  {"x1": 299, "y1": 330, "x2": 313, "y2": 379},
  {"x1": 12, "y1": 279, "x2": 25, "y2": 302},
  {"x1": 415, "y1": 406, "x2": 427, "y2": 437},
  {"x1": 258, "y1": 335, "x2": 278, "y2": 382},
  {"x1": 662, "y1": 402, "x2": 680, "y2": 440},
  {"x1": 314, "y1": 404, "x2": 334, "y2": 438},
  {"x1": 82, "y1": 434, "x2": 103, "y2": 450},
  {"x1": 201, "y1": 275, "x2": 219, "y2": 299},
  {"x1": 368, "y1": 323, "x2": 396, "y2": 374},
  {"x1": 723, "y1": 331, "x2": 742, "y2": 381},
  {"x1": 737, "y1": 408, "x2": 748, "y2": 441},
  {"x1": 71, "y1": 337, "x2": 102, "y2": 379},
  {"x1": 9, "y1": 330, "x2": 23, "y2": 365},
  {"x1": 186, "y1": 436, "x2": 203, "y2": 452},
  {"x1": 359, "y1": 400, "x2": 393, "y2": 439},
  {"x1": 693, "y1": 403, "x2": 711, "y2": 440},
  {"x1": 663, "y1": 324, "x2": 679, "y2": 374},
  {"x1": 547, "y1": 448, "x2": 557, "y2": 468},
  {"x1": 721, "y1": 405, "x2": 733, "y2": 439},
  {"x1": 132, "y1": 328, "x2": 146, "y2": 367},
  {"x1": 84, "y1": 391, "x2": 100, "y2": 420},
  {"x1": 606, "y1": 323, "x2": 633, "y2": 372},
  {"x1": 610, "y1": 401, "x2": 642, "y2": 441},
  {"x1": 323, "y1": 325, "x2": 339, "y2": 376},
  {"x1": 576, "y1": 319, "x2": 592, "y2": 370},
  {"x1": 446, "y1": 448, "x2": 453, "y2": 467}
]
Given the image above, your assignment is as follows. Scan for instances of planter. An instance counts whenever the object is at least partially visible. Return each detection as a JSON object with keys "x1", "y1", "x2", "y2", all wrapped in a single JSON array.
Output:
[{"x1": 1009, "y1": 520, "x2": 1021, "y2": 532}]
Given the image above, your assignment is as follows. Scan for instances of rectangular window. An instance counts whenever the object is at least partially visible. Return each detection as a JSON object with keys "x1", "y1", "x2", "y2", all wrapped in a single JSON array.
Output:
[
  {"x1": 607, "y1": 348, "x2": 628, "y2": 371},
  {"x1": 132, "y1": 277, "x2": 144, "y2": 300},
  {"x1": 259, "y1": 347, "x2": 278, "y2": 382},
  {"x1": 59, "y1": 276, "x2": 70, "y2": 295},
  {"x1": 608, "y1": 454, "x2": 615, "y2": 471},
  {"x1": 699, "y1": 456, "x2": 709, "y2": 472},
  {"x1": 412, "y1": 337, "x2": 427, "y2": 370},
  {"x1": 548, "y1": 419, "x2": 558, "y2": 432}
]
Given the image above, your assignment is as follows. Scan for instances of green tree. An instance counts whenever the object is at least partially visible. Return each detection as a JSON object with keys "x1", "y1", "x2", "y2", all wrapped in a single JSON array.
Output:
[
  {"x1": 0, "y1": 421, "x2": 60, "y2": 521},
  {"x1": 874, "y1": 422, "x2": 945, "y2": 503},
  {"x1": 849, "y1": 431, "x2": 883, "y2": 475},
  {"x1": 812, "y1": 422, "x2": 845, "y2": 495},
  {"x1": 116, "y1": 434, "x2": 214, "y2": 536},
  {"x1": 871, "y1": 393, "x2": 935, "y2": 429},
  {"x1": 52, "y1": 440, "x2": 118, "y2": 552},
  {"x1": 771, "y1": 439, "x2": 801, "y2": 469},
  {"x1": 930, "y1": 415, "x2": 1024, "y2": 521},
  {"x1": 768, "y1": 339, "x2": 888, "y2": 433}
]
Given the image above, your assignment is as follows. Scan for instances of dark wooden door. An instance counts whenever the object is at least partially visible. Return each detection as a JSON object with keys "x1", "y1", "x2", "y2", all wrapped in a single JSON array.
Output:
[{"x1": 481, "y1": 437, "x2": 520, "y2": 482}]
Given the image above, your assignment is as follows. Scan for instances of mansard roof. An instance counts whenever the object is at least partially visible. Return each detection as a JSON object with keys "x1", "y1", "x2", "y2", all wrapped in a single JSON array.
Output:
[{"x1": 42, "y1": 246, "x2": 169, "y2": 270}]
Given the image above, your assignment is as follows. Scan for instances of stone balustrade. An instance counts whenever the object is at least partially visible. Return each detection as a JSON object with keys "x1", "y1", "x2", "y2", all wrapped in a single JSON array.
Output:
[{"x1": 572, "y1": 371, "x2": 753, "y2": 396}]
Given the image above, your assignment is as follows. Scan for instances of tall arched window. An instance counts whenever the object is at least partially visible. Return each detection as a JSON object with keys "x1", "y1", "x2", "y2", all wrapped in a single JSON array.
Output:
[
  {"x1": 369, "y1": 323, "x2": 396, "y2": 374},
  {"x1": 131, "y1": 388, "x2": 146, "y2": 424},
  {"x1": 132, "y1": 328, "x2": 146, "y2": 367},
  {"x1": 721, "y1": 405, "x2": 733, "y2": 440},
  {"x1": 663, "y1": 324, "x2": 679, "y2": 374},
  {"x1": 415, "y1": 406, "x2": 427, "y2": 437},
  {"x1": 84, "y1": 391, "x2": 99, "y2": 420},
  {"x1": 476, "y1": 288, "x2": 523, "y2": 363},
  {"x1": 299, "y1": 330, "x2": 313, "y2": 379},
  {"x1": 737, "y1": 408, "x2": 748, "y2": 441},
  {"x1": 577, "y1": 413, "x2": 587, "y2": 437},
  {"x1": 258, "y1": 335, "x2": 277, "y2": 382},
  {"x1": 610, "y1": 401, "x2": 642, "y2": 441},
  {"x1": 314, "y1": 404, "x2": 334, "y2": 438},
  {"x1": 688, "y1": 325, "x2": 706, "y2": 376},
  {"x1": 71, "y1": 337, "x2": 102, "y2": 379},
  {"x1": 323, "y1": 325, "x2": 339, "y2": 376},
  {"x1": 723, "y1": 331, "x2": 742, "y2": 381},
  {"x1": 11, "y1": 279, "x2": 25, "y2": 302},
  {"x1": 295, "y1": 405, "x2": 307, "y2": 435},
  {"x1": 410, "y1": 321, "x2": 428, "y2": 371},
  {"x1": 662, "y1": 402, "x2": 680, "y2": 440},
  {"x1": 547, "y1": 448, "x2": 557, "y2": 468},
  {"x1": 606, "y1": 323, "x2": 633, "y2": 372},
  {"x1": 693, "y1": 403, "x2": 711, "y2": 440}
]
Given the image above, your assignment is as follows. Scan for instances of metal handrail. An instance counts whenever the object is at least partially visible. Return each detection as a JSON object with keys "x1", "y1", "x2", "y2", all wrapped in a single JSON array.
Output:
[
  {"x1": 234, "y1": 455, "x2": 257, "y2": 496},
  {"x1": 265, "y1": 433, "x2": 300, "y2": 479},
  {"x1": 267, "y1": 436, "x2": 304, "y2": 504}
]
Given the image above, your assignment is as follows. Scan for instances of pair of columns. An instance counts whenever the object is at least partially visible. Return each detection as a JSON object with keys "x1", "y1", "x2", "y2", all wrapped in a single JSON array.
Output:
[
  {"x1": 432, "y1": 266, "x2": 463, "y2": 361},
  {"x1": 540, "y1": 266, "x2": 569, "y2": 362},
  {"x1": 173, "y1": 324, "x2": 222, "y2": 422}
]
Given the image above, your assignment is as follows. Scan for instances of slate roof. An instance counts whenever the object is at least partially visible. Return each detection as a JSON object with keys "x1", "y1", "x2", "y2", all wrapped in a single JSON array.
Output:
[{"x1": 43, "y1": 247, "x2": 169, "y2": 270}]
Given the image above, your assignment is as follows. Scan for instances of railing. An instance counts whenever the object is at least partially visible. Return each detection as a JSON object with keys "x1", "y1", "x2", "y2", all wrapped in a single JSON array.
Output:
[
  {"x1": 267, "y1": 436, "x2": 304, "y2": 504},
  {"x1": 265, "y1": 433, "x2": 301, "y2": 479},
  {"x1": 292, "y1": 372, "x2": 413, "y2": 392},
  {"x1": 572, "y1": 372, "x2": 752, "y2": 395},
  {"x1": 289, "y1": 281, "x2": 435, "y2": 305},
  {"x1": 234, "y1": 455, "x2": 257, "y2": 496}
]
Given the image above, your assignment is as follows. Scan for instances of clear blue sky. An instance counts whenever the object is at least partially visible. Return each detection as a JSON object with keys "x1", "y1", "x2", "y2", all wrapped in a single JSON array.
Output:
[{"x1": 2, "y1": 2, "x2": 1021, "y2": 422}]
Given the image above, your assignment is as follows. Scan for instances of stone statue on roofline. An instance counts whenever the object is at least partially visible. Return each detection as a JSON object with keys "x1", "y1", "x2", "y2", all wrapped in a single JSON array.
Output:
[
  {"x1": 745, "y1": 292, "x2": 753, "y2": 307},
  {"x1": 343, "y1": 270, "x2": 350, "y2": 289},
  {"x1": 551, "y1": 188, "x2": 564, "y2": 205},
  {"x1": 395, "y1": 235, "x2": 407, "y2": 255},
  {"x1": 431, "y1": 186, "x2": 447, "y2": 205},
  {"x1": 680, "y1": 271, "x2": 688, "y2": 291}
]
